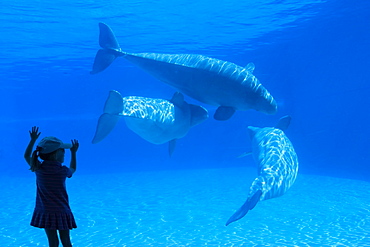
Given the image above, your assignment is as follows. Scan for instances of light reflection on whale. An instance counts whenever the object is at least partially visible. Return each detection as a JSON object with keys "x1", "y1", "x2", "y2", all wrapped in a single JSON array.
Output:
[{"x1": 91, "y1": 22, "x2": 277, "y2": 121}]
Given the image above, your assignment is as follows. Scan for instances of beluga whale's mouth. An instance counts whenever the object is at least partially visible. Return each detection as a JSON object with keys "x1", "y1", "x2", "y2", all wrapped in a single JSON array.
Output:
[{"x1": 90, "y1": 22, "x2": 278, "y2": 121}]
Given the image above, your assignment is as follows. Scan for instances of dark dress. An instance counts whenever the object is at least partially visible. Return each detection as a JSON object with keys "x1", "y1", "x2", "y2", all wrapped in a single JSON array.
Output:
[{"x1": 31, "y1": 160, "x2": 77, "y2": 230}]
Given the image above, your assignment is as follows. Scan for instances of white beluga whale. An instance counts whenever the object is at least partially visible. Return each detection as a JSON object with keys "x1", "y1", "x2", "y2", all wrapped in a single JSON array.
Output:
[
  {"x1": 92, "y1": 90, "x2": 208, "y2": 156},
  {"x1": 91, "y1": 22, "x2": 277, "y2": 121},
  {"x1": 226, "y1": 116, "x2": 299, "y2": 226}
]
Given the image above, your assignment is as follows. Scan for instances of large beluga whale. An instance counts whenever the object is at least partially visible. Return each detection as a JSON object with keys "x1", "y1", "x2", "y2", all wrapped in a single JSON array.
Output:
[
  {"x1": 92, "y1": 90, "x2": 208, "y2": 156},
  {"x1": 91, "y1": 22, "x2": 277, "y2": 121},
  {"x1": 226, "y1": 116, "x2": 298, "y2": 226}
]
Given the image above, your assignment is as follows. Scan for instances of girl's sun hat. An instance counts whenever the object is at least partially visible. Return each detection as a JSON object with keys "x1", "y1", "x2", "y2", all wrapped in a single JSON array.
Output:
[{"x1": 37, "y1": 137, "x2": 72, "y2": 154}]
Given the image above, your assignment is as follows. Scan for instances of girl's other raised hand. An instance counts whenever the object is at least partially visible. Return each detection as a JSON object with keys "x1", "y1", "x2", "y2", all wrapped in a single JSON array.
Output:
[
  {"x1": 29, "y1": 126, "x2": 41, "y2": 141},
  {"x1": 70, "y1": 139, "x2": 79, "y2": 153}
]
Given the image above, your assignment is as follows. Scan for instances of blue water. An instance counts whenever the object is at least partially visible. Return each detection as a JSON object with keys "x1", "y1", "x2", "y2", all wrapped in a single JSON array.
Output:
[{"x1": 1, "y1": 0, "x2": 370, "y2": 246}]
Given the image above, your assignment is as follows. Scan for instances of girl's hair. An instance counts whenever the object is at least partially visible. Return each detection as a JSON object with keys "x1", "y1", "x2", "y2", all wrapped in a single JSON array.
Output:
[{"x1": 29, "y1": 147, "x2": 58, "y2": 172}]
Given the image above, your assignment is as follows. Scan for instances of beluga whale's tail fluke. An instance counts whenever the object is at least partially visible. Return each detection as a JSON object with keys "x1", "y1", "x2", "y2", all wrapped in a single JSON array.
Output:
[
  {"x1": 92, "y1": 90, "x2": 123, "y2": 144},
  {"x1": 225, "y1": 190, "x2": 262, "y2": 226},
  {"x1": 91, "y1": 23, "x2": 124, "y2": 75},
  {"x1": 91, "y1": 23, "x2": 278, "y2": 121}
]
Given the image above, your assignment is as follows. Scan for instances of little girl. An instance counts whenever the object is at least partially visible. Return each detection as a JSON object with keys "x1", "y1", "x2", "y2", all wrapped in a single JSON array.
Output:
[{"x1": 24, "y1": 126, "x2": 79, "y2": 247}]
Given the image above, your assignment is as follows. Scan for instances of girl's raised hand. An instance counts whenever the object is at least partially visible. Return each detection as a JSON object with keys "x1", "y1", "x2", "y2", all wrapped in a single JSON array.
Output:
[
  {"x1": 70, "y1": 139, "x2": 79, "y2": 153},
  {"x1": 29, "y1": 126, "x2": 41, "y2": 141}
]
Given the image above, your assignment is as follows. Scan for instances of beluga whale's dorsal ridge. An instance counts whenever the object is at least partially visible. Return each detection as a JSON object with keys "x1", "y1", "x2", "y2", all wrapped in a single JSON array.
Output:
[
  {"x1": 91, "y1": 23, "x2": 278, "y2": 121},
  {"x1": 226, "y1": 115, "x2": 299, "y2": 226},
  {"x1": 92, "y1": 90, "x2": 208, "y2": 156},
  {"x1": 245, "y1": 62, "x2": 255, "y2": 73}
]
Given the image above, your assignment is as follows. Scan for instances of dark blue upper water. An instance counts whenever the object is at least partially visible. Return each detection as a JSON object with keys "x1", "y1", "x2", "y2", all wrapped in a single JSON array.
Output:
[{"x1": 1, "y1": 0, "x2": 369, "y2": 180}]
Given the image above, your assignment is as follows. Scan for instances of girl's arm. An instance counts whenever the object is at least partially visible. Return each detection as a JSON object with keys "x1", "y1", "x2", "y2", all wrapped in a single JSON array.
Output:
[
  {"x1": 69, "y1": 139, "x2": 79, "y2": 174},
  {"x1": 24, "y1": 126, "x2": 41, "y2": 166}
]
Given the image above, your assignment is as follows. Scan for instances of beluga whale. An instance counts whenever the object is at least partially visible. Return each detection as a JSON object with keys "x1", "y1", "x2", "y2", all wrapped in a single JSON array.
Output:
[
  {"x1": 92, "y1": 90, "x2": 208, "y2": 156},
  {"x1": 91, "y1": 22, "x2": 278, "y2": 121},
  {"x1": 226, "y1": 116, "x2": 299, "y2": 226}
]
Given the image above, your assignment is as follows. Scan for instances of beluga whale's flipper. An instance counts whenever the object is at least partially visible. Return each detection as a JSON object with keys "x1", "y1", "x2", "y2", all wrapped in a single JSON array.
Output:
[
  {"x1": 91, "y1": 23, "x2": 277, "y2": 121},
  {"x1": 92, "y1": 90, "x2": 208, "y2": 155},
  {"x1": 226, "y1": 116, "x2": 299, "y2": 226}
]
